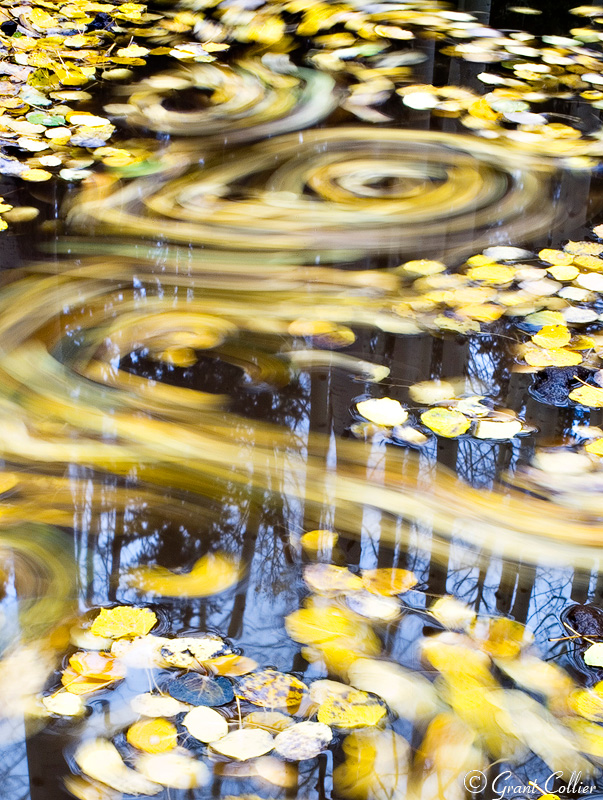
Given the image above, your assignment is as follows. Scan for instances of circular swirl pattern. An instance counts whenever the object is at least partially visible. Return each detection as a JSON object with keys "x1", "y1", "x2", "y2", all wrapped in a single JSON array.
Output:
[
  {"x1": 72, "y1": 127, "x2": 560, "y2": 260},
  {"x1": 108, "y1": 59, "x2": 337, "y2": 142}
]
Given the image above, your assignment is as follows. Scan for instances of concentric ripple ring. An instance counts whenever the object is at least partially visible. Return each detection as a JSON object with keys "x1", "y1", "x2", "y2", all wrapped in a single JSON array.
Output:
[{"x1": 72, "y1": 127, "x2": 562, "y2": 260}]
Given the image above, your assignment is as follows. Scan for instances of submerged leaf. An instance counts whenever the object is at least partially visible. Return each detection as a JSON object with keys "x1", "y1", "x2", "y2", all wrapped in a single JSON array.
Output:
[
  {"x1": 361, "y1": 568, "x2": 417, "y2": 596},
  {"x1": 136, "y1": 753, "x2": 210, "y2": 789},
  {"x1": 166, "y1": 674, "x2": 234, "y2": 707},
  {"x1": 183, "y1": 706, "x2": 228, "y2": 743}
]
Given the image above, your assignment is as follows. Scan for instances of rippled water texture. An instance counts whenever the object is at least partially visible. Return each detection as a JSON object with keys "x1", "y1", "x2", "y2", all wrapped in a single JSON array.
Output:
[{"x1": 3, "y1": 0, "x2": 603, "y2": 798}]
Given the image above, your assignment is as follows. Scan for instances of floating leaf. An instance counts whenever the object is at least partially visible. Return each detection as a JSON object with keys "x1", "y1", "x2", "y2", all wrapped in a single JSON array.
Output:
[
  {"x1": 210, "y1": 728, "x2": 274, "y2": 760},
  {"x1": 430, "y1": 597, "x2": 476, "y2": 631},
  {"x1": 137, "y1": 753, "x2": 210, "y2": 789},
  {"x1": 74, "y1": 739, "x2": 161, "y2": 795},
  {"x1": 524, "y1": 347, "x2": 582, "y2": 367},
  {"x1": 345, "y1": 591, "x2": 401, "y2": 621},
  {"x1": 584, "y1": 643, "x2": 603, "y2": 667},
  {"x1": 317, "y1": 690, "x2": 387, "y2": 728},
  {"x1": 254, "y1": 755, "x2": 298, "y2": 787},
  {"x1": 303, "y1": 564, "x2": 363, "y2": 595},
  {"x1": 408, "y1": 380, "x2": 456, "y2": 405},
  {"x1": 127, "y1": 553, "x2": 242, "y2": 597},
  {"x1": 159, "y1": 635, "x2": 226, "y2": 668},
  {"x1": 243, "y1": 711, "x2": 294, "y2": 733},
  {"x1": 207, "y1": 654, "x2": 258, "y2": 676},
  {"x1": 42, "y1": 692, "x2": 85, "y2": 716},
  {"x1": 300, "y1": 529, "x2": 338, "y2": 553},
  {"x1": 355, "y1": 398, "x2": 408, "y2": 426},
  {"x1": 570, "y1": 384, "x2": 603, "y2": 407},
  {"x1": 471, "y1": 617, "x2": 534, "y2": 659},
  {"x1": 130, "y1": 693, "x2": 186, "y2": 718},
  {"x1": 237, "y1": 669, "x2": 308, "y2": 711},
  {"x1": 69, "y1": 651, "x2": 126, "y2": 681},
  {"x1": 420, "y1": 408, "x2": 470, "y2": 438},
  {"x1": 166, "y1": 674, "x2": 234, "y2": 707},
  {"x1": 183, "y1": 706, "x2": 228, "y2": 743},
  {"x1": 90, "y1": 606, "x2": 157, "y2": 639},
  {"x1": 474, "y1": 419, "x2": 523, "y2": 439},
  {"x1": 127, "y1": 718, "x2": 178, "y2": 754},
  {"x1": 348, "y1": 659, "x2": 439, "y2": 721},
  {"x1": 531, "y1": 325, "x2": 571, "y2": 348},
  {"x1": 273, "y1": 721, "x2": 333, "y2": 760},
  {"x1": 361, "y1": 568, "x2": 417, "y2": 596}
]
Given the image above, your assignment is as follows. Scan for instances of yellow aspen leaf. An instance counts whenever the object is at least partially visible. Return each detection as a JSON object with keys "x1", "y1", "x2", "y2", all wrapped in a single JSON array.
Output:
[
  {"x1": 569, "y1": 689, "x2": 603, "y2": 720},
  {"x1": 355, "y1": 398, "x2": 408, "y2": 426},
  {"x1": 531, "y1": 324, "x2": 571, "y2": 348},
  {"x1": 466, "y1": 254, "x2": 496, "y2": 267},
  {"x1": 300, "y1": 529, "x2": 338, "y2": 552},
  {"x1": 430, "y1": 596, "x2": 476, "y2": 630},
  {"x1": 457, "y1": 303, "x2": 504, "y2": 322},
  {"x1": 115, "y1": 45, "x2": 150, "y2": 58},
  {"x1": 564, "y1": 240, "x2": 603, "y2": 256},
  {"x1": 523, "y1": 347, "x2": 582, "y2": 367},
  {"x1": 585, "y1": 438, "x2": 603, "y2": 456},
  {"x1": 304, "y1": 563, "x2": 363, "y2": 595},
  {"x1": 74, "y1": 739, "x2": 161, "y2": 796},
  {"x1": 90, "y1": 606, "x2": 157, "y2": 639},
  {"x1": 584, "y1": 643, "x2": 603, "y2": 666},
  {"x1": 471, "y1": 617, "x2": 534, "y2": 659},
  {"x1": 206, "y1": 654, "x2": 258, "y2": 676},
  {"x1": 539, "y1": 248, "x2": 574, "y2": 265},
  {"x1": 317, "y1": 691, "x2": 387, "y2": 728},
  {"x1": 361, "y1": 568, "x2": 417, "y2": 596},
  {"x1": 546, "y1": 264, "x2": 579, "y2": 281},
  {"x1": 126, "y1": 553, "x2": 242, "y2": 597},
  {"x1": 69, "y1": 651, "x2": 126, "y2": 680},
  {"x1": 237, "y1": 669, "x2": 308, "y2": 710},
  {"x1": 210, "y1": 729, "x2": 274, "y2": 760},
  {"x1": 420, "y1": 407, "x2": 470, "y2": 438},
  {"x1": 60, "y1": 667, "x2": 117, "y2": 695},
  {"x1": 570, "y1": 384, "x2": 603, "y2": 407},
  {"x1": 466, "y1": 264, "x2": 515, "y2": 283},
  {"x1": 286, "y1": 605, "x2": 378, "y2": 646},
  {"x1": 127, "y1": 718, "x2": 178, "y2": 753},
  {"x1": 569, "y1": 335, "x2": 595, "y2": 350},
  {"x1": 573, "y1": 254, "x2": 603, "y2": 271}
]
